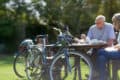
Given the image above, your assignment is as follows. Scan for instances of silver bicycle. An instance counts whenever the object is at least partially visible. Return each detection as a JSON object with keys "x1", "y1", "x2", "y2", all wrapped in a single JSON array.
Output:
[{"x1": 25, "y1": 35, "x2": 52, "y2": 80}]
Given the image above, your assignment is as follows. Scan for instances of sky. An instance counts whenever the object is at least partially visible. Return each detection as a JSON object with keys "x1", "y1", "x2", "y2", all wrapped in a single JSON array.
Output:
[{"x1": 24, "y1": 0, "x2": 32, "y2": 4}]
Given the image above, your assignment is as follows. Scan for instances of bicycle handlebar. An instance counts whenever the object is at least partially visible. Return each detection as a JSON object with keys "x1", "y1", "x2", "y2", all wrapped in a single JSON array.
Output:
[{"x1": 53, "y1": 27, "x2": 73, "y2": 46}]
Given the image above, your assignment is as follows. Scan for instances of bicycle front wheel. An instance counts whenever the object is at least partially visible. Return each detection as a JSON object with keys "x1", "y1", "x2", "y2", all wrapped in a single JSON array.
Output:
[
  {"x1": 25, "y1": 47, "x2": 43, "y2": 80},
  {"x1": 49, "y1": 51, "x2": 93, "y2": 80},
  {"x1": 13, "y1": 53, "x2": 26, "y2": 78}
]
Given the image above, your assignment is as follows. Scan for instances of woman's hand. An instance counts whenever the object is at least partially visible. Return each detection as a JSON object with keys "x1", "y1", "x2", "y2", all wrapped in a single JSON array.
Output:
[{"x1": 114, "y1": 44, "x2": 120, "y2": 50}]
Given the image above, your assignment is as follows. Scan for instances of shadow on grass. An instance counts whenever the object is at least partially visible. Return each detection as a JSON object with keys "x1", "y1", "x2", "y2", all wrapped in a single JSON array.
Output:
[{"x1": 0, "y1": 54, "x2": 14, "y2": 65}]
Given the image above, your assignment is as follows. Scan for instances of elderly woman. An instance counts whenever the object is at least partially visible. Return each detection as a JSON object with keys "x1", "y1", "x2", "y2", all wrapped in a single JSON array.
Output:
[{"x1": 97, "y1": 13, "x2": 120, "y2": 80}]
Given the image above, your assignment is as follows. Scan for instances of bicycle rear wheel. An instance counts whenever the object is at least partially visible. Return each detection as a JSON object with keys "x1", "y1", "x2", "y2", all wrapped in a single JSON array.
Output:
[
  {"x1": 49, "y1": 51, "x2": 93, "y2": 80},
  {"x1": 13, "y1": 53, "x2": 26, "y2": 78},
  {"x1": 25, "y1": 47, "x2": 43, "y2": 80}
]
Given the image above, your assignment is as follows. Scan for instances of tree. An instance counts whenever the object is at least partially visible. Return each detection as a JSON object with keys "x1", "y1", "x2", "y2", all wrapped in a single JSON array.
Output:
[{"x1": 1, "y1": 0, "x2": 120, "y2": 53}]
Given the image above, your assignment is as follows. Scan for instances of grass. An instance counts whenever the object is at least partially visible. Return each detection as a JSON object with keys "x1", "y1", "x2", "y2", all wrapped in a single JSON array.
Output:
[
  {"x1": 0, "y1": 54, "x2": 25, "y2": 80},
  {"x1": 2, "y1": 54, "x2": 120, "y2": 80},
  {"x1": 0, "y1": 54, "x2": 90, "y2": 80}
]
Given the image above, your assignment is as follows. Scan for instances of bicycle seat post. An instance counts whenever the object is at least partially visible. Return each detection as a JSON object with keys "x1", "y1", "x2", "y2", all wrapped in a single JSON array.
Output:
[
  {"x1": 42, "y1": 38, "x2": 46, "y2": 49},
  {"x1": 36, "y1": 34, "x2": 48, "y2": 48},
  {"x1": 36, "y1": 34, "x2": 48, "y2": 64}
]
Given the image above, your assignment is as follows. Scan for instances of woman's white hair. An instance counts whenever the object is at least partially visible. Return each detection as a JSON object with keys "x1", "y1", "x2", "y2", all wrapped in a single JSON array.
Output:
[
  {"x1": 112, "y1": 13, "x2": 120, "y2": 22},
  {"x1": 112, "y1": 13, "x2": 120, "y2": 30},
  {"x1": 95, "y1": 15, "x2": 106, "y2": 23}
]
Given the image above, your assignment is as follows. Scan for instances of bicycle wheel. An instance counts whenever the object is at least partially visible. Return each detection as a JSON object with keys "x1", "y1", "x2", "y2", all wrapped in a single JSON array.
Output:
[
  {"x1": 49, "y1": 51, "x2": 93, "y2": 80},
  {"x1": 25, "y1": 47, "x2": 44, "y2": 80},
  {"x1": 13, "y1": 52, "x2": 26, "y2": 78}
]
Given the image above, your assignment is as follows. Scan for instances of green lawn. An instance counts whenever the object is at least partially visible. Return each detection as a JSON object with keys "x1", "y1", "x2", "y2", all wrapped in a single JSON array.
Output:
[
  {"x1": 0, "y1": 54, "x2": 25, "y2": 80},
  {"x1": 2, "y1": 54, "x2": 120, "y2": 80},
  {"x1": 0, "y1": 54, "x2": 90, "y2": 80}
]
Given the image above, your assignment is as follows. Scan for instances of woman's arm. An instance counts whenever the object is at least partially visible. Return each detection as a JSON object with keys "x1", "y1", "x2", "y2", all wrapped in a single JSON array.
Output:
[{"x1": 114, "y1": 44, "x2": 120, "y2": 50}]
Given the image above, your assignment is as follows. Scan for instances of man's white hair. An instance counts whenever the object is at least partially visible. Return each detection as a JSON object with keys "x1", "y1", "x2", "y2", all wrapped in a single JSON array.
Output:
[{"x1": 95, "y1": 15, "x2": 106, "y2": 23}]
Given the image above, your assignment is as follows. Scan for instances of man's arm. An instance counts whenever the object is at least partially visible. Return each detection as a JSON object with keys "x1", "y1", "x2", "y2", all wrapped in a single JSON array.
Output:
[
  {"x1": 87, "y1": 27, "x2": 93, "y2": 40},
  {"x1": 108, "y1": 25, "x2": 116, "y2": 46}
]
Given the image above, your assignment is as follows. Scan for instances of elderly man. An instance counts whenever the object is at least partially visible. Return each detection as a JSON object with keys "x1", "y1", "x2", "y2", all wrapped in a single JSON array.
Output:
[
  {"x1": 87, "y1": 15, "x2": 116, "y2": 46},
  {"x1": 87, "y1": 15, "x2": 116, "y2": 80},
  {"x1": 96, "y1": 13, "x2": 120, "y2": 80}
]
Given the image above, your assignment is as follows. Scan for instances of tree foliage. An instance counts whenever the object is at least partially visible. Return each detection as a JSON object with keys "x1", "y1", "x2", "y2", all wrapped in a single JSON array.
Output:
[{"x1": 0, "y1": 0, "x2": 120, "y2": 53}]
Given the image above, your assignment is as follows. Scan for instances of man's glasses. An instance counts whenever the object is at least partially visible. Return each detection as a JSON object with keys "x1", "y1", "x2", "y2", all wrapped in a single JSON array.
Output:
[{"x1": 95, "y1": 21, "x2": 104, "y2": 25}]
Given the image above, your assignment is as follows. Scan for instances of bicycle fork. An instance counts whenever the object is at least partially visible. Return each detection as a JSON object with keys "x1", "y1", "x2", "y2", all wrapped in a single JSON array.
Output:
[
  {"x1": 42, "y1": 48, "x2": 47, "y2": 64},
  {"x1": 63, "y1": 48, "x2": 72, "y2": 72}
]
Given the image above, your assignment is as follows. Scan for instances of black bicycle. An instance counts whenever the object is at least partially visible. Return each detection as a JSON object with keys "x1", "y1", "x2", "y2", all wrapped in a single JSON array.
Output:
[{"x1": 49, "y1": 27, "x2": 93, "y2": 80}]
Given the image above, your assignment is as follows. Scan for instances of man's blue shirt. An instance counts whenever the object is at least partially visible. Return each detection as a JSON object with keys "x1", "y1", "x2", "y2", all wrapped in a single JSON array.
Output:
[{"x1": 87, "y1": 22, "x2": 115, "y2": 42}]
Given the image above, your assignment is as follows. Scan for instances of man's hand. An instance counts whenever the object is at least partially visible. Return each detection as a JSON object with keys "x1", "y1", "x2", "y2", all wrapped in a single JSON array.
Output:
[
  {"x1": 74, "y1": 37, "x2": 86, "y2": 43},
  {"x1": 74, "y1": 37, "x2": 80, "y2": 43}
]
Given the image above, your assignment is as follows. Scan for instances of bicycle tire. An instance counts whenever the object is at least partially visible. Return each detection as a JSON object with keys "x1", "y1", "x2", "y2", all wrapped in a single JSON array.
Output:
[
  {"x1": 25, "y1": 47, "x2": 43, "y2": 80},
  {"x1": 49, "y1": 51, "x2": 93, "y2": 80},
  {"x1": 13, "y1": 53, "x2": 26, "y2": 78}
]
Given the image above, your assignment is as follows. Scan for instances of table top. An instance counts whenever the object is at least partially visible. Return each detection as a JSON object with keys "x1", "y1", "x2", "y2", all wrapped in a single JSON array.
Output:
[
  {"x1": 71, "y1": 43, "x2": 107, "y2": 47},
  {"x1": 46, "y1": 43, "x2": 107, "y2": 48}
]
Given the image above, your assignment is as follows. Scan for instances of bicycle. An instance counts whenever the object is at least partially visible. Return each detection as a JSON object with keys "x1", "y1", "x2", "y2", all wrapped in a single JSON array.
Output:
[
  {"x1": 14, "y1": 26, "x2": 93, "y2": 80},
  {"x1": 13, "y1": 39, "x2": 34, "y2": 78},
  {"x1": 25, "y1": 27, "x2": 76, "y2": 80},
  {"x1": 13, "y1": 35, "x2": 47, "y2": 79},
  {"x1": 25, "y1": 35, "x2": 53, "y2": 80},
  {"x1": 49, "y1": 27, "x2": 93, "y2": 80}
]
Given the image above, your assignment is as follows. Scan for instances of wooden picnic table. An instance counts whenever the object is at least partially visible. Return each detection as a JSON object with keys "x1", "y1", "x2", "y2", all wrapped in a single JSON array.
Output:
[
  {"x1": 46, "y1": 43, "x2": 107, "y2": 49},
  {"x1": 46, "y1": 43, "x2": 107, "y2": 55}
]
